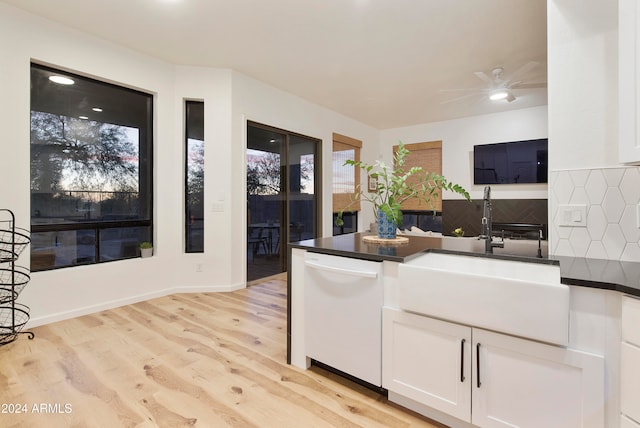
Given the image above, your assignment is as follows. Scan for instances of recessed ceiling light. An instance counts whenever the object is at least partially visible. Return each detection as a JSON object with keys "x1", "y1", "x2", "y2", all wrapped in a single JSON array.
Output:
[
  {"x1": 92, "y1": 107, "x2": 103, "y2": 112},
  {"x1": 79, "y1": 116, "x2": 89, "y2": 120},
  {"x1": 49, "y1": 75, "x2": 75, "y2": 85}
]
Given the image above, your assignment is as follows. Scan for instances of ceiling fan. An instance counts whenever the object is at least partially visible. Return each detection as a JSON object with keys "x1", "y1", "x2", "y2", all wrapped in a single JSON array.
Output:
[{"x1": 441, "y1": 61, "x2": 546, "y2": 104}]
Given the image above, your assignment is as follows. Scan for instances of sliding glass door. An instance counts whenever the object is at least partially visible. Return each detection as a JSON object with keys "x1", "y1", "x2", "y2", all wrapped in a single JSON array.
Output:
[{"x1": 246, "y1": 122, "x2": 319, "y2": 282}]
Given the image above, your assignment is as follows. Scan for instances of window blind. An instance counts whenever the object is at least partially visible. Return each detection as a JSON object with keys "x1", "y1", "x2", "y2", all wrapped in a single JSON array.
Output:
[
  {"x1": 332, "y1": 133, "x2": 362, "y2": 213},
  {"x1": 393, "y1": 141, "x2": 443, "y2": 212}
]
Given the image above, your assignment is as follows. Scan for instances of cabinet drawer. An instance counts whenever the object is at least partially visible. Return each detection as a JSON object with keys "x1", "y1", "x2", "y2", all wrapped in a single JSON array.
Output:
[
  {"x1": 621, "y1": 342, "x2": 640, "y2": 423},
  {"x1": 622, "y1": 414, "x2": 640, "y2": 428},
  {"x1": 623, "y1": 296, "x2": 640, "y2": 346}
]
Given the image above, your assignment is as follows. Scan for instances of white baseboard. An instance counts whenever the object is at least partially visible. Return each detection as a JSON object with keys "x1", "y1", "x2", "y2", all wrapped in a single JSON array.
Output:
[{"x1": 26, "y1": 281, "x2": 247, "y2": 328}]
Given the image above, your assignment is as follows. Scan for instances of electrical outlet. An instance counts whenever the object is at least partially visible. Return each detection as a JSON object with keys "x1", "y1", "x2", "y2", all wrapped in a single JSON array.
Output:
[{"x1": 558, "y1": 204, "x2": 587, "y2": 227}]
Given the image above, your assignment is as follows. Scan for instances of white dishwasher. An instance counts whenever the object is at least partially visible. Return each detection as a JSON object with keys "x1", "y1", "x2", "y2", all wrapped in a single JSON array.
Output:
[{"x1": 304, "y1": 252, "x2": 383, "y2": 386}]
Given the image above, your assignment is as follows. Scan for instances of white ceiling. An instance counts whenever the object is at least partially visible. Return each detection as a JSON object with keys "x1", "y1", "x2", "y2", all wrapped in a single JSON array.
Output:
[{"x1": 4, "y1": 0, "x2": 548, "y2": 129}]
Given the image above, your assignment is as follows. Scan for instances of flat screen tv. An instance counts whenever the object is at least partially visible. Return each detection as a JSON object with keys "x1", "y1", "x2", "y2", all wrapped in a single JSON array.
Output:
[{"x1": 473, "y1": 138, "x2": 548, "y2": 184}]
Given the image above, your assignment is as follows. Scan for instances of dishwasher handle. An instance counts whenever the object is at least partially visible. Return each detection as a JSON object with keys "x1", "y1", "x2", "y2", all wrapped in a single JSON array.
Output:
[{"x1": 304, "y1": 259, "x2": 379, "y2": 279}]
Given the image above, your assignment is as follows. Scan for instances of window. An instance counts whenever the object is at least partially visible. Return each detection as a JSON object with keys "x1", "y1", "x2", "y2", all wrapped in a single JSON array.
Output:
[
  {"x1": 393, "y1": 141, "x2": 443, "y2": 213},
  {"x1": 332, "y1": 133, "x2": 362, "y2": 226},
  {"x1": 185, "y1": 101, "x2": 204, "y2": 253},
  {"x1": 30, "y1": 63, "x2": 153, "y2": 271},
  {"x1": 333, "y1": 211, "x2": 358, "y2": 236}
]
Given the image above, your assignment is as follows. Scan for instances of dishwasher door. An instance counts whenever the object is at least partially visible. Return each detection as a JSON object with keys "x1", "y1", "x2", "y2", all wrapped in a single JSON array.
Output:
[{"x1": 304, "y1": 252, "x2": 383, "y2": 386}]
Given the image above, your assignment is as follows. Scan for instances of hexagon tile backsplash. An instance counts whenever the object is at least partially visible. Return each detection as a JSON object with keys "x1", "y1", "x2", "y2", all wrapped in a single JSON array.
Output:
[{"x1": 549, "y1": 166, "x2": 640, "y2": 261}]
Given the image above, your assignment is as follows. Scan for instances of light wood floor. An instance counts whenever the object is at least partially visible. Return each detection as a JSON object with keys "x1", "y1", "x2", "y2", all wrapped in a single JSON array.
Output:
[{"x1": 0, "y1": 274, "x2": 445, "y2": 427}]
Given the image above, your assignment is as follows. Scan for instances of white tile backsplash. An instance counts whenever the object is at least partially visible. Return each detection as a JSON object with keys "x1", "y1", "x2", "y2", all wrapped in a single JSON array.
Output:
[
  {"x1": 621, "y1": 168, "x2": 640, "y2": 204},
  {"x1": 550, "y1": 166, "x2": 640, "y2": 261},
  {"x1": 602, "y1": 188, "x2": 625, "y2": 222},
  {"x1": 585, "y1": 170, "x2": 607, "y2": 205}
]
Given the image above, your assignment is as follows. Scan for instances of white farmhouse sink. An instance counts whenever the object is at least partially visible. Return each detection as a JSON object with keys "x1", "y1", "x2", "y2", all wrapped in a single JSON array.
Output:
[{"x1": 398, "y1": 252, "x2": 569, "y2": 346}]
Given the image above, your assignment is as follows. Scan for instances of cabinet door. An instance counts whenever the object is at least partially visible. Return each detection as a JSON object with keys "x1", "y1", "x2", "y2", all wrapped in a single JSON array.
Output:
[
  {"x1": 472, "y1": 329, "x2": 604, "y2": 428},
  {"x1": 619, "y1": 0, "x2": 640, "y2": 164},
  {"x1": 622, "y1": 295, "x2": 640, "y2": 345},
  {"x1": 621, "y1": 342, "x2": 640, "y2": 423},
  {"x1": 382, "y1": 308, "x2": 472, "y2": 422}
]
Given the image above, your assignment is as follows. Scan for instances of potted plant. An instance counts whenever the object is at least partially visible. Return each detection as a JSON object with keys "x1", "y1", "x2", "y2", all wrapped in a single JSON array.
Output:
[
  {"x1": 336, "y1": 142, "x2": 470, "y2": 239},
  {"x1": 139, "y1": 241, "x2": 153, "y2": 258},
  {"x1": 452, "y1": 227, "x2": 465, "y2": 237}
]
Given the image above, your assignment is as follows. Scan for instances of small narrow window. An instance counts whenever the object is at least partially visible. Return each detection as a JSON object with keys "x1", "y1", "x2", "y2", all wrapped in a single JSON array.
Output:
[
  {"x1": 185, "y1": 101, "x2": 204, "y2": 253},
  {"x1": 332, "y1": 133, "x2": 362, "y2": 235}
]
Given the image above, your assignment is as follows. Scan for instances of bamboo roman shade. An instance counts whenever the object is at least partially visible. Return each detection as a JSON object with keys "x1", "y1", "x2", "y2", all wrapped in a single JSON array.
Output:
[
  {"x1": 393, "y1": 141, "x2": 443, "y2": 211},
  {"x1": 332, "y1": 133, "x2": 362, "y2": 213}
]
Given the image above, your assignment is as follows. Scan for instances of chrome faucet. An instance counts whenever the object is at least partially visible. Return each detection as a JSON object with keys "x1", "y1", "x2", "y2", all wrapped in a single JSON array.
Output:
[{"x1": 479, "y1": 186, "x2": 504, "y2": 254}]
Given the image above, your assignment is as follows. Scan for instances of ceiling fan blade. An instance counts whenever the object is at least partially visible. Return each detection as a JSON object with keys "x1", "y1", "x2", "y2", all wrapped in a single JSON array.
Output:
[
  {"x1": 511, "y1": 82, "x2": 547, "y2": 89},
  {"x1": 507, "y1": 61, "x2": 539, "y2": 83},
  {"x1": 440, "y1": 92, "x2": 484, "y2": 105},
  {"x1": 474, "y1": 71, "x2": 493, "y2": 85},
  {"x1": 440, "y1": 87, "x2": 485, "y2": 93}
]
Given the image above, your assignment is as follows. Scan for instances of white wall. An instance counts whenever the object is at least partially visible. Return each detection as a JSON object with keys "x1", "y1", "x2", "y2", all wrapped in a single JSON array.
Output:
[
  {"x1": 174, "y1": 66, "x2": 235, "y2": 288},
  {"x1": 1, "y1": 4, "x2": 184, "y2": 326},
  {"x1": 380, "y1": 106, "x2": 549, "y2": 204},
  {"x1": 0, "y1": 4, "x2": 380, "y2": 326}
]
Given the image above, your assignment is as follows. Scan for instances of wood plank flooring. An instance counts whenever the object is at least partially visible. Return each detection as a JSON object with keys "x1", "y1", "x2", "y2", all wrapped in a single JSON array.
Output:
[{"x1": 0, "y1": 274, "x2": 445, "y2": 427}]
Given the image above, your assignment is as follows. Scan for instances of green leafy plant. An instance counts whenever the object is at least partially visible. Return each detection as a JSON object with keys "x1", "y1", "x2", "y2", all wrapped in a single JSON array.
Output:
[
  {"x1": 139, "y1": 241, "x2": 153, "y2": 249},
  {"x1": 452, "y1": 227, "x2": 465, "y2": 237},
  {"x1": 336, "y1": 142, "x2": 471, "y2": 227}
]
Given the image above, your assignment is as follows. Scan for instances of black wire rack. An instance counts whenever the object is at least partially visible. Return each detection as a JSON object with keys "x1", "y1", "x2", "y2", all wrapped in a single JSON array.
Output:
[{"x1": 0, "y1": 209, "x2": 34, "y2": 345}]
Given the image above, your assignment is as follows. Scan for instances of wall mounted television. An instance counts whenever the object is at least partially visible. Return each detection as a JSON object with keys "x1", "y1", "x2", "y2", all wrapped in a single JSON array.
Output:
[{"x1": 473, "y1": 138, "x2": 548, "y2": 184}]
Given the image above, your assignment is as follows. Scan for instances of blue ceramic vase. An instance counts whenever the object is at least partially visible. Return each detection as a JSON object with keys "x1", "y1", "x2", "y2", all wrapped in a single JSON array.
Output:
[{"x1": 377, "y1": 208, "x2": 397, "y2": 239}]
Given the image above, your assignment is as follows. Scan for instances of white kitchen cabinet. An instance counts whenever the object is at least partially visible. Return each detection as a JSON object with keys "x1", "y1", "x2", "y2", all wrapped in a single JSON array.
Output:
[
  {"x1": 382, "y1": 307, "x2": 472, "y2": 421},
  {"x1": 619, "y1": 0, "x2": 640, "y2": 164},
  {"x1": 621, "y1": 296, "x2": 640, "y2": 425},
  {"x1": 472, "y1": 329, "x2": 604, "y2": 428},
  {"x1": 383, "y1": 308, "x2": 604, "y2": 428},
  {"x1": 622, "y1": 295, "x2": 640, "y2": 345}
]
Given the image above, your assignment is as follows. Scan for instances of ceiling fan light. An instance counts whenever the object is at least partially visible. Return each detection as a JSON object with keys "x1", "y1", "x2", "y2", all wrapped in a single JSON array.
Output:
[
  {"x1": 489, "y1": 89, "x2": 509, "y2": 101},
  {"x1": 49, "y1": 75, "x2": 75, "y2": 85}
]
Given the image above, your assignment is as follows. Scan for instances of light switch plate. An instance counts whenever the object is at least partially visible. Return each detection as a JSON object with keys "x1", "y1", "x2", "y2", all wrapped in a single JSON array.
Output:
[{"x1": 558, "y1": 204, "x2": 587, "y2": 227}]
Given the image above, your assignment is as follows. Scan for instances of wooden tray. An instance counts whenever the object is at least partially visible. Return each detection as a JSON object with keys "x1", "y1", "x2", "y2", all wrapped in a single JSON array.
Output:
[{"x1": 362, "y1": 235, "x2": 409, "y2": 245}]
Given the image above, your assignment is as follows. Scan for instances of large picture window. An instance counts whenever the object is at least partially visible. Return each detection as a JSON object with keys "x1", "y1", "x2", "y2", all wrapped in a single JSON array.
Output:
[{"x1": 30, "y1": 63, "x2": 153, "y2": 271}]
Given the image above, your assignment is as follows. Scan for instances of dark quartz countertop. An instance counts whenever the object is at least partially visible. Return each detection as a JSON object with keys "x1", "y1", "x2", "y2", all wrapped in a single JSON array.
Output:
[{"x1": 290, "y1": 232, "x2": 640, "y2": 298}]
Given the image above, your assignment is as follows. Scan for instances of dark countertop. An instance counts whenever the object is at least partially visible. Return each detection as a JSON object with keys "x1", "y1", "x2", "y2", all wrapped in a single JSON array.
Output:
[{"x1": 290, "y1": 232, "x2": 640, "y2": 298}]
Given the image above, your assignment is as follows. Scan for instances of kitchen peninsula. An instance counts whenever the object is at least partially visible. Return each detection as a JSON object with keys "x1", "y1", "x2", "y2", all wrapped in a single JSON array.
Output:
[{"x1": 288, "y1": 232, "x2": 640, "y2": 428}]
